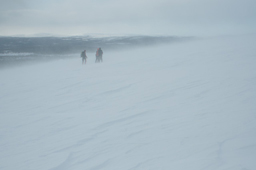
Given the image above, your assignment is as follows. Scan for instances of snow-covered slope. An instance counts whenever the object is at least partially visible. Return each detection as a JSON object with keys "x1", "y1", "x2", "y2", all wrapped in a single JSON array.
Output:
[{"x1": 1, "y1": 34, "x2": 256, "y2": 170}]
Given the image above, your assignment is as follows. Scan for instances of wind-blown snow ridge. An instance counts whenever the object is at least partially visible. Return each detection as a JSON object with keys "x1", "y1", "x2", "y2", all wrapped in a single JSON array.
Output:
[{"x1": 0, "y1": 34, "x2": 256, "y2": 170}]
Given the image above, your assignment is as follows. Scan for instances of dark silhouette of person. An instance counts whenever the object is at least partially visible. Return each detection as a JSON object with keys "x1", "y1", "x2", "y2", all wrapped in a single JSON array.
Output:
[{"x1": 81, "y1": 50, "x2": 87, "y2": 64}]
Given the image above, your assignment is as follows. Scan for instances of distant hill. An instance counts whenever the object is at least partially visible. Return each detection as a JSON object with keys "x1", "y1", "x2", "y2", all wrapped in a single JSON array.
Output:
[{"x1": 0, "y1": 35, "x2": 191, "y2": 55}]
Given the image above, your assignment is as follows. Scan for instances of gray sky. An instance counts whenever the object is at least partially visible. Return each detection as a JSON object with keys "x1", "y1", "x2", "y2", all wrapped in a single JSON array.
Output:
[{"x1": 0, "y1": 0, "x2": 255, "y2": 36}]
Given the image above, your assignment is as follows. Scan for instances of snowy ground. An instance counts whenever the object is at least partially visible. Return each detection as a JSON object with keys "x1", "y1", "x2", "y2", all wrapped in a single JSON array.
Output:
[{"x1": 1, "y1": 34, "x2": 256, "y2": 170}]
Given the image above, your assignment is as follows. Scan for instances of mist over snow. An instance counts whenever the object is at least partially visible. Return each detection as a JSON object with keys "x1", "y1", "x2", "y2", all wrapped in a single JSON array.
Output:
[
  {"x1": 1, "y1": 34, "x2": 256, "y2": 170},
  {"x1": 0, "y1": 35, "x2": 189, "y2": 69}
]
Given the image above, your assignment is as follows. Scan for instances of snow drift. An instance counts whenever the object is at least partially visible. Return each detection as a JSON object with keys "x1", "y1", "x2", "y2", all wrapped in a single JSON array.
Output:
[{"x1": 0, "y1": 34, "x2": 256, "y2": 170}]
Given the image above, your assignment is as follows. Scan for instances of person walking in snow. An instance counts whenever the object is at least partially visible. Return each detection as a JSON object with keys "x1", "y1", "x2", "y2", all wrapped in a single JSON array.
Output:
[
  {"x1": 81, "y1": 50, "x2": 87, "y2": 64},
  {"x1": 95, "y1": 48, "x2": 103, "y2": 63}
]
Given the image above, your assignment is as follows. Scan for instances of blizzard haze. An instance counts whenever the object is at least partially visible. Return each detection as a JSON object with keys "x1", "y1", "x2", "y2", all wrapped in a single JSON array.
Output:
[
  {"x1": 0, "y1": 34, "x2": 256, "y2": 170},
  {"x1": 0, "y1": 0, "x2": 256, "y2": 36}
]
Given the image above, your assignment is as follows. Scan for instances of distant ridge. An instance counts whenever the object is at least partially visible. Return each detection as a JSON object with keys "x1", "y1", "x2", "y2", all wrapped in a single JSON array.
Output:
[{"x1": 0, "y1": 35, "x2": 192, "y2": 55}]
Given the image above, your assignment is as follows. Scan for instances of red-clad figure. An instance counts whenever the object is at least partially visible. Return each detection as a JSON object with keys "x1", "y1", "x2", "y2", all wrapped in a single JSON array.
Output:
[{"x1": 95, "y1": 48, "x2": 103, "y2": 63}]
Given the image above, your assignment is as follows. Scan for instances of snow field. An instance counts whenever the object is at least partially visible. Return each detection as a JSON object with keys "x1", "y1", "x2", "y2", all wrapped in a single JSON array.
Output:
[{"x1": 0, "y1": 34, "x2": 256, "y2": 170}]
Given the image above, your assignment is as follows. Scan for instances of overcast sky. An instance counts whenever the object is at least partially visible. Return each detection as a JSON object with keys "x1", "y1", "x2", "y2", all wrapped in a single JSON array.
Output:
[{"x1": 0, "y1": 0, "x2": 255, "y2": 36}]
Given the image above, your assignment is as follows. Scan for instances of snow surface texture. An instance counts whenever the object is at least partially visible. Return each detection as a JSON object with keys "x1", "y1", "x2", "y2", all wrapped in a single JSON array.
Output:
[{"x1": 1, "y1": 35, "x2": 256, "y2": 170}]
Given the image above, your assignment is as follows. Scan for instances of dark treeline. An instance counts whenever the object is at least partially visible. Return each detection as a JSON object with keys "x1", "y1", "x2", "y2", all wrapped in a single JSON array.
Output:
[{"x1": 0, "y1": 35, "x2": 191, "y2": 54}]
